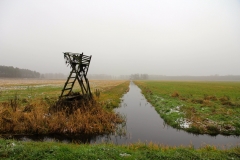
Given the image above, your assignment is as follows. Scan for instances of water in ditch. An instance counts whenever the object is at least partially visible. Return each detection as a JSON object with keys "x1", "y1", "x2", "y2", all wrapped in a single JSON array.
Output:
[{"x1": 93, "y1": 81, "x2": 240, "y2": 148}]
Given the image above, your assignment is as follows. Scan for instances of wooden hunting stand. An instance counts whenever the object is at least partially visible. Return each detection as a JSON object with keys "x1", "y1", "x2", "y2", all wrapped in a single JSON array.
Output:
[{"x1": 60, "y1": 52, "x2": 92, "y2": 100}]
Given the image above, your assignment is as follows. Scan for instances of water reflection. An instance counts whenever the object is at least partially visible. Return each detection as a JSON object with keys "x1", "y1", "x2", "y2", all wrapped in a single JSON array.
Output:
[{"x1": 1, "y1": 134, "x2": 99, "y2": 144}]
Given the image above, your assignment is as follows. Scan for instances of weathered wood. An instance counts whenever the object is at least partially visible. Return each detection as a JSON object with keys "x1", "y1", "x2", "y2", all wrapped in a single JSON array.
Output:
[{"x1": 60, "y1": 52, "x2": 92, "y2": 100}]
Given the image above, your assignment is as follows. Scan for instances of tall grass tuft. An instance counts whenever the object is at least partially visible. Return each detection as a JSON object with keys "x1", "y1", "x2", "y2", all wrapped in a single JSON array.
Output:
[
  {"x1": 0, "y1": 97, "x2": 124, "y2": 136},
  {"x1": 95, "y1": 89, "x2": 101, "y2": 98},
  {"x1": 171, "y1": 91, "x2": 179, "y2": 97}
]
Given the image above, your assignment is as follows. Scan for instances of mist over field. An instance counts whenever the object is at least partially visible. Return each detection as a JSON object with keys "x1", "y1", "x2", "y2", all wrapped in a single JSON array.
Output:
[
  {"x1": 1, "y1": 2, "x2": 240, "y2": 157},
  {"x1": 0, "y1": 0, "x2": 240, "y2": 76}
]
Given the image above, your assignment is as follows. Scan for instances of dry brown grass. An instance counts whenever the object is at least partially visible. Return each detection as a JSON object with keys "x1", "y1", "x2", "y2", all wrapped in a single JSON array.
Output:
[
  {"x1": 171, "y1": 91, "x2": 179, "y2": 97},
  {"x1": 203, "y1": 100, "x2": 212, "y2": 106},
  {"x1": 204, "y1": 95, "x2": 217, "y2": 101},
  {"x1": 0, "y1": 78, "x2": 65, "y2": 87},
  {"x1": 90, "y1": 80, "x2": 127, "y2": 91},
  {"x1": 0, "y1": 98, "x2": 124, "y2": 135},
  {"x1": 0, "y1": 78, "x2": 126, "y2": 91}
]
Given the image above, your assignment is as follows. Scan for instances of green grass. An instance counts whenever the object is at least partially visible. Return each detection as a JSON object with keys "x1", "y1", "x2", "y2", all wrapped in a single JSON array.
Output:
[
  {"x1": 97, "y1": 81, "x2": 129, "y2": 110},
  {"x1": 1, "y1": 138, "x2": 240, "y2": 159},
  {"x1": 134, "y1": 80, "x2": 240, "y2": 135},
  {"x1": 0, "y1": 85, "x2": 62, "y2": 102},
  {"x1": 0, "y1": 81, "x2": 129, "y2": 110}
]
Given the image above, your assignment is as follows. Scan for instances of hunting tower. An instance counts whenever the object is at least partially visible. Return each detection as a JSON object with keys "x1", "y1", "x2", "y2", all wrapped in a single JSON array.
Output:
[{"x1": 60, "y1": 52, "x2": 92, "y2": 100}]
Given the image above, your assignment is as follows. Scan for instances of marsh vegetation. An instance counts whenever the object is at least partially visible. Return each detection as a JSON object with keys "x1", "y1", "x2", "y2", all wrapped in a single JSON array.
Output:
[{"x1": 0, "y1": 79, "x2": 129, "y2": 137}]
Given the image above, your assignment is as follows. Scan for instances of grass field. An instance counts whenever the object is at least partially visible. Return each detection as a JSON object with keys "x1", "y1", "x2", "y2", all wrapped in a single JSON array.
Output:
[
  {"x1": 1, "y1": 79, "x2": 240, "y2": 159},
  {"x1": 0, "y1": 79, "x2": 128, "y2": 102},
  {"x1": 0, "y1": 79, "x2": 129, "y2": 136},
  {"x1": 1, "y1": 138, "x2": 240, "y2": 160},
  {"x1": 134, "y1": 80, "x2": 240, "y2": 135}
]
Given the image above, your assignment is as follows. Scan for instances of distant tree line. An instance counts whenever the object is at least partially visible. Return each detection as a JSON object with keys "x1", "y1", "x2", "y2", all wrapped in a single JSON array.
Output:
[
  {"x1": 130, "y1": 74, "x2": 149, "y2": 80},
  {"x1": 0, "y1": 65, "x2": 40, "y2": 78}
]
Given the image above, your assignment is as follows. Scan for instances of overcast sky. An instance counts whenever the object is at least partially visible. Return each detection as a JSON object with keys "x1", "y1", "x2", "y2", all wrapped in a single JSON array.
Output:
[{"x1": 0, "y1": 0, "x2": 240, "y2": 76}]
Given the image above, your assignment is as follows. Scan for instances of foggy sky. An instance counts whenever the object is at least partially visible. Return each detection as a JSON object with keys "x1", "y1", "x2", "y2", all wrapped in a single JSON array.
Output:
[{"x1": 0, "y1": 0, "x2": 240, "y2": 76}]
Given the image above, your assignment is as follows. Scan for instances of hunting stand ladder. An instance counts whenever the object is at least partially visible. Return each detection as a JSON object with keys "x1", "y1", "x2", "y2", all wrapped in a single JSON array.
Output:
[{"x1": 60, "y1": 52, "x2": 92, "y2": 100}]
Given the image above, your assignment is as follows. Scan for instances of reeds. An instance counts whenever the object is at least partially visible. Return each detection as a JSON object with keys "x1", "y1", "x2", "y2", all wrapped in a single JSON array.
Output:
[
  {"x1": 95, "y1": 89, "x2": 100, "y2": 98},
  {"x1": 0, "y1": 98, "x2": 124, "y2": 135}
]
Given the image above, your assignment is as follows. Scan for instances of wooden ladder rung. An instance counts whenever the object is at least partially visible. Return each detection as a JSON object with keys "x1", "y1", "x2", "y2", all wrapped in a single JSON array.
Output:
[
  {"x1": 65, "y1": 82, "x2": 74, "y2": 84},
  {"x1": 63, "y1": 88, "x2": 72, "y2": 91},
  {"x1": 67, "y1": 82, "x2": 74, "y2": 84}
]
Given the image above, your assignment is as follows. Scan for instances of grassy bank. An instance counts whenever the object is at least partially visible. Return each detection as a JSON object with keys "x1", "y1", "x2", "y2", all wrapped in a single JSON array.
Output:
[
  {"x1": 1, "y1": 138, "x2": 240, "y2": 159},
  {"x1": 97, "y1": 81, "x2": 129, "y2": 109},
  {"x1": 134, "y1": 80, "x2": 240, "y2": 135},
  {"x1": 0, "y1": 79, "x2": 129, "y2": 136}
]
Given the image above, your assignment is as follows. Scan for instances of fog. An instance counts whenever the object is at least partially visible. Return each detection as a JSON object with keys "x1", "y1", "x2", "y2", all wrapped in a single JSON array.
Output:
[{"x1": 1, "y1": 0, "x2": 240, "y2": 76}]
